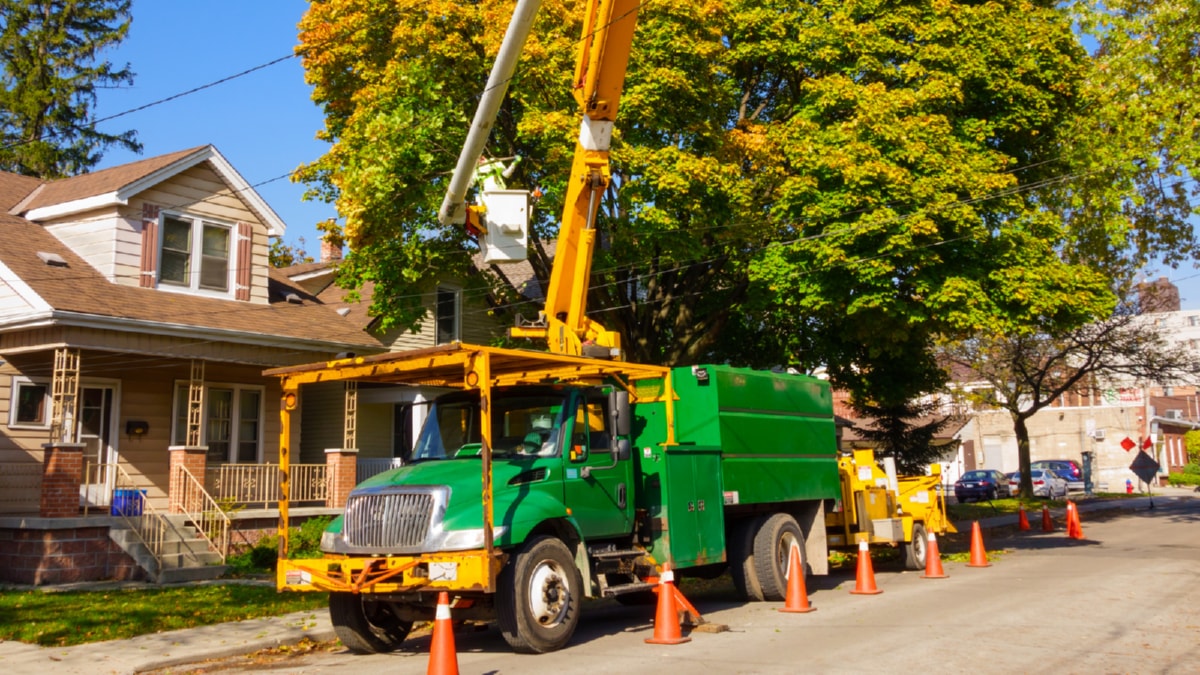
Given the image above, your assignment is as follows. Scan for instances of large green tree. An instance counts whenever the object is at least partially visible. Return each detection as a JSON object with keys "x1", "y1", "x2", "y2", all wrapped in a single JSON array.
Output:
[
  {"x1": 1063, "y1": 0, "x2": 1200, "y2": 270},
  {"x1": 295, "y1": 1, "x2": 1127, "y2": 402},
  {"x1": 0, "y1": 0, "x2": 139, "y2": 177}
]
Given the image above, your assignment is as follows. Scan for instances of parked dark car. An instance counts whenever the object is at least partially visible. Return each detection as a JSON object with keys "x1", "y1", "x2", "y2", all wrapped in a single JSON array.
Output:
[
  {"x1": 954, "y1": 469, "x2": 1012, "y2": 502},
  {"x1": 1007, "y1": 469, "x2": 1069, "y2": 499},
  {"x1": 1031, "y1": 459, "x2": 1083, "y2": 491}
]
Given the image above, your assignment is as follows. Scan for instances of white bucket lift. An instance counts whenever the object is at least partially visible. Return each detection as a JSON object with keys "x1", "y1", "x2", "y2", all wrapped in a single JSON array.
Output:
[{"x1": 479, "y1": 189, "x2": 529, "y2": 263}]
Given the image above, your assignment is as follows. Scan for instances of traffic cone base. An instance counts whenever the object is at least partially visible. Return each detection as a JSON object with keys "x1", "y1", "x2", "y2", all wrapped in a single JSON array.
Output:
[
  {"x1": 779, "y1": 543, "x2": 816, "y2": 613},
  {"x1": 427, "y1": 591, "x2": 459, "y2": 675},
  {"x1": 1018, "y1": 505, "x2": 1030, "y2": 531},
  {"x1": 920, "y1": 531, "x2": 947, "y2": 579},
  {"x1": 645, "y1": 568, "x2": 691, "y2": 645},
  {"x1": 966, "y1": 521, "x2": 991, "y2": 568},
  {"x1": 1041, "y1": 505, "x2": 1054, "y2": 532},
  {"x1": 849, "y1": 540, "x2": 883, "y2": 595}
]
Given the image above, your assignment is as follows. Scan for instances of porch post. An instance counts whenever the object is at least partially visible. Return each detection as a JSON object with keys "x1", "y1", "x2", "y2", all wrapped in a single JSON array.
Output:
[
  {"x1": 40, "y1": 442, "x2": 86, "y2": 517},
  {"x1": 168, "y1": 446, "x2": 208, "y2": 514},
  {"x1": 325, "y1": 448, "x2": 359, "y2": 508}
]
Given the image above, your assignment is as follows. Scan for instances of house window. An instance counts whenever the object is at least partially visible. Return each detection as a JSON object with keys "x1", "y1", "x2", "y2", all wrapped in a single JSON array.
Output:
[
  {"x1": 171, "y1": 383, "x2": 263, "y2": 463},
  {"x1": 436, "y1": 285, "x2": 461, "y2": 344},
  {"x1": 1190, "y1": 315, "x2": 1200, "y2": 327},
  {"x1": 160, "y1": 213, "x2": 231, "y2": 292},
  {"x1": 9, "y1": 379, "x2": 50, "y2": 428}
]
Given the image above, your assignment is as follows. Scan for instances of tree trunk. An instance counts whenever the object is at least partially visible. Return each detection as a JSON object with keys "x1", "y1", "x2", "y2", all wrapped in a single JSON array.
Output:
[{"x1": 1013, "y1": 413, "x2": 1034, "y2": 499}]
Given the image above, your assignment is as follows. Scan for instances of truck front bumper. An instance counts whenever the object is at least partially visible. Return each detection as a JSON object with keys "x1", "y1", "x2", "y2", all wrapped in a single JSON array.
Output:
[{"x1": 276, "y1": 549, "x2": 504, "y2": 594}]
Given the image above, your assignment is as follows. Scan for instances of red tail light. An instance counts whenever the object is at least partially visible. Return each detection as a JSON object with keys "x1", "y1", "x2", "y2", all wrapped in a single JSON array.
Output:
[{"x1": 1033, "y1": 479, "x2": 1045, "y2": 486}]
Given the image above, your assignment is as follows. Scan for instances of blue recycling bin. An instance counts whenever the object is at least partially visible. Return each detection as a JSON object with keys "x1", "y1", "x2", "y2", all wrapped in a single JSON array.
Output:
[{"x1": 110, "y1": 488, "x2": 146, "y2": 516}]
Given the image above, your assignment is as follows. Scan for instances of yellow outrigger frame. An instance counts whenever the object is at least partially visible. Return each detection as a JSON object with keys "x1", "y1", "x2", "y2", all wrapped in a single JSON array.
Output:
[{"x1": 267, "y1": 343, "x2": 674, "y2": 595}]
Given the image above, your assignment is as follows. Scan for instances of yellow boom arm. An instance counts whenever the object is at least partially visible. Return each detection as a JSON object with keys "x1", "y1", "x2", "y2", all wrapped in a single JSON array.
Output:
[{"x1": 509, "y1": 0, "x2": 640, "y2": 359}]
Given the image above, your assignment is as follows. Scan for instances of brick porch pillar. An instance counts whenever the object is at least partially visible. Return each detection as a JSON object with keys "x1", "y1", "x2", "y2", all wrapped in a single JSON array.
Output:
[
  {"x1": 326, "y1": 448, "x2": 359, "y2": 508},
  {"x1": 40, "y1": 442, "x2": 86, "y2": 517},
  {"x1": 168, "y1": 446, "x2": 208, "y2": 514}
]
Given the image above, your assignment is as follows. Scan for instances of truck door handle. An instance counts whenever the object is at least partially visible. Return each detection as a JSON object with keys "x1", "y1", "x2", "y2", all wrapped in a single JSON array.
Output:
[{"x1": 617, "y1": 483, "x2": 626, "y2": 509}]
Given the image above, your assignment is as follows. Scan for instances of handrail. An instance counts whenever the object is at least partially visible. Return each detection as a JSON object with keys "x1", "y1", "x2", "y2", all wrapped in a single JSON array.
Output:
[
  {"x1": 175, "y1": 464, "x2": 232, "y2": 562},
  {"x1": 206, "y1": 463, "x2": 327, "y2": 509}
]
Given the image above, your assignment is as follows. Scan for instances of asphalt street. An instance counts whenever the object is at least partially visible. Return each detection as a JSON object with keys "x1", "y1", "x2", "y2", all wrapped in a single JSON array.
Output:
[{"x1": 123, "y1": 491, "x2": 1200, "y2": 675}]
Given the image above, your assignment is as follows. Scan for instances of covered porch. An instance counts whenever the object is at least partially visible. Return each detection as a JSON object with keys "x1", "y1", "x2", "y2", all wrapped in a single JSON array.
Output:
[{"x1": 0, "y1": 340, "x2": 396, "y2": 585}]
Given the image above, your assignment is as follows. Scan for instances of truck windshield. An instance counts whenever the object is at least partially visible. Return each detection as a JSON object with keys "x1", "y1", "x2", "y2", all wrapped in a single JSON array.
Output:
[{"x1": 409, "y1": 391, "x2": 567, "y2": 461}]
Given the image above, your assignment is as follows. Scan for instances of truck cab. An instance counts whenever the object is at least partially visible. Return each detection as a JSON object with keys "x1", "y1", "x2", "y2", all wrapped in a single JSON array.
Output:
[{"x1": 321, "y1": 385, "x2": 634, "y2": 559}]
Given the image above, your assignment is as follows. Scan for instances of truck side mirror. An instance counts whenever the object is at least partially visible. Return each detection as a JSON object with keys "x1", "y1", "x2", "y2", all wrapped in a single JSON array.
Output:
[
  {"x1": 610, "y1": 390, "x2": 630, "y2": 437},
  {"x1": 615, "y1": 438, "x2": 631, "y2": 461}
]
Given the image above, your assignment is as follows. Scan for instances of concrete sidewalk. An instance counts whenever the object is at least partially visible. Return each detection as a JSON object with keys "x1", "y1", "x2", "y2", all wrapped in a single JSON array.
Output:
[
  {"x1": 2, "y1": 486, "x2": 1194, "y2": 675},
  {"x1": 0, "y1": 606, "x2": 335, "y2": 675}
]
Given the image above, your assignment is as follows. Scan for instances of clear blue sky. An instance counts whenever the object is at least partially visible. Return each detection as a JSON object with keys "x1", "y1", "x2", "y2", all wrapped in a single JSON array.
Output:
[
  {"x1": 93, "y1": 0, "x2": 330, "y2": 256},
  {"x1": 88, "y1": 1, "x2": 1200, "y2": 307}
]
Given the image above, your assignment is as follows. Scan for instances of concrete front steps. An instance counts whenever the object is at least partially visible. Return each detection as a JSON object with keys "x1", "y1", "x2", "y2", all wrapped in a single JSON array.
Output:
[{"x1": 109, "y1": 515, "x2": 228, "y2": 583}]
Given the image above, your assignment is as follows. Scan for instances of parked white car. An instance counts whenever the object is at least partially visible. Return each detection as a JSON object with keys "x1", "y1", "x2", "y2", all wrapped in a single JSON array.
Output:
[{"x1": 1007, "y1": 469, "x2": 1069, "y2": 499}]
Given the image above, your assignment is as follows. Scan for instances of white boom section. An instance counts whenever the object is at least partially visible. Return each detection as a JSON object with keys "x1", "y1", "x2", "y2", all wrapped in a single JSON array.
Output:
[{"x1": 437, "y1": 0, "x2": 543, "y2": 226}]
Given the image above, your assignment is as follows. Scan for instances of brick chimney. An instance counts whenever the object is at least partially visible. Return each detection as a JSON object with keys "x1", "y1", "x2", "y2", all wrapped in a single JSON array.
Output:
[
  {"x1": 1137, "y1": 277, "x2": 1180, "y2": 313},
  {"x1": 320, "y1": 238, "x2": 343, "y2": 263}
]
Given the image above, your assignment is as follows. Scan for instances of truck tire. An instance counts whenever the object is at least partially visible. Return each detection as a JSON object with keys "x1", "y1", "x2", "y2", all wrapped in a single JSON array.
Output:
[
  {"x1": 496, "y1": 536, "x2": 583, "y2": 654},
  {"x1": 903, "y1": 522, "x2": 927, "y2": 571},
  {"x1": 729, "y1": 516, "x2": 766, "y2": 601},
  {"x1": 328, "y1": 593, "x2": 412, "y2": 654},
  {"x1": 751, "y1": 513, "x2": 805, "y2": 602}
]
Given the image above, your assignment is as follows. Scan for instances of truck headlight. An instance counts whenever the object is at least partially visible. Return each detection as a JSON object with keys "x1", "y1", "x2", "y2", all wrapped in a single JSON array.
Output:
[
  {"x1": 320, "y1": 530, "x2": 343, "y2": 553},
  {"x1": 433, "y1": 525, "x2": 508, "y2": 551}
]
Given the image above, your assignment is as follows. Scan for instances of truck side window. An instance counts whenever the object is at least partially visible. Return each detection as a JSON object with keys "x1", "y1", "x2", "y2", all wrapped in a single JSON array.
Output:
[{"x1": 569, "y1": 400, "x2": 610, "y2": 462}]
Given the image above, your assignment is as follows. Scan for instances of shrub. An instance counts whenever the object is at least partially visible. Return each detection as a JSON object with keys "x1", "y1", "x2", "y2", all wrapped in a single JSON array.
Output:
[
  {"x1": 1167, "y1": 472, "x2": 1200, "y2": 487},
  {"x1": 225, "y1": 516, "x2": 333, "y2": 575}
]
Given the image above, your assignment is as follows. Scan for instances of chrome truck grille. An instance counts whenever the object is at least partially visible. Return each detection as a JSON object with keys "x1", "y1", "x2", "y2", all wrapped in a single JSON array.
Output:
[{"x1": 342, "y1": 486, "x2": 448, "y2": 551}]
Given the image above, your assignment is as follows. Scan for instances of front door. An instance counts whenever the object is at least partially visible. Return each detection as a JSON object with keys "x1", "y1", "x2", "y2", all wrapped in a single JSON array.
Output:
[
  {"x1": 561, "y1": 391, "x2": 634, "y2": 540},
  {"x1": 78, "y1": 386, "x2": 116, "y2": 507}
]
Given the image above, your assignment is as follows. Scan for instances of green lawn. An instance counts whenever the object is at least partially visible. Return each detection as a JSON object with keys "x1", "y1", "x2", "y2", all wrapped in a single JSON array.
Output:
[{"x1": 0, "y1": 583, "x2": 327, "y2": 647}]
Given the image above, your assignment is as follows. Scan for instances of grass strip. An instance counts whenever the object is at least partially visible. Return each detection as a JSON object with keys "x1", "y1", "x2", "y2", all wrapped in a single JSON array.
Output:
[{"x1": 0, "y1": 583, "x2": 327, "y2": 647}]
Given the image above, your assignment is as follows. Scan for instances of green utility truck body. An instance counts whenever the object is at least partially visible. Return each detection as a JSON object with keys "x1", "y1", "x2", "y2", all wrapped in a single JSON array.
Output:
[{"x1": 271, "y1": 345, "x2": 841, "y2": 654}]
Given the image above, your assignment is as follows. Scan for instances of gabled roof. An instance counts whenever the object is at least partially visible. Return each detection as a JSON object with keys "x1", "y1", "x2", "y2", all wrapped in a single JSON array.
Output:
[
  {"x1": 0, "y1": 172, "x2": 43, "y2": 212},
  {"x1": 0, "y1": 199, "x2": 382, "y2": 356},
  {"x1": 9, "y1": 145, "x2": 287, "y2": 236}
]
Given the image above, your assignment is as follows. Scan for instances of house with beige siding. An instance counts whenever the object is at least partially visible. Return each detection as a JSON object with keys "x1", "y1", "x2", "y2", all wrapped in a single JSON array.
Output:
[{"x1": 0, "y1": 146, "x2": 388, "y2": 584}]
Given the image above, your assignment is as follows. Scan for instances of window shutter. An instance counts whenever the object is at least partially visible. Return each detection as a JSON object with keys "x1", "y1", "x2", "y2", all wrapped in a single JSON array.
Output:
[
  {"x1": 139, "y1": 203, "x2": 160, "y2": 288},
  {"x1": 235, "y1": 222, "x2": 253, "y2": 301}
]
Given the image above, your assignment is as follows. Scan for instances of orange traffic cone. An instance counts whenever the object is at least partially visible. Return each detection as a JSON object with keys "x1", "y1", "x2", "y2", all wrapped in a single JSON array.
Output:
[
  {"x1": 966, "y1": 521, "x2": 991, "y2": 568},
  {"x1": 849, "y1": 540, "x2": 882, "y2": 595},
  {"x1": 427, "y1": 591, "x2": 459, "y2": 675},
  {"x1": 1018, "y1": 504, "x2": 1030, "y2": 531},
  {"x1": 645, "y1": 566, "x2": 691, "y2": 645},
  {"x1": 1041, "y1": 504, "x2": 1054, "y2": 532},
  {"x1": 920, "y1": 531, "x2": 948, "y2": 579},
  {"x1": 1067, "y1": 501, "x2": 1085, "y2": 540},
  {"x1": 779, "y1": 542, "x2": 816, "y2": 613}
]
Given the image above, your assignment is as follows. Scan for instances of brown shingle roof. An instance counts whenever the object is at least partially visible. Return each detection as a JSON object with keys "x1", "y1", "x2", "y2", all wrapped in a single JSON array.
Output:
[
  {"x1": 16, "y1": 147, "x2": 205, "y2": 213},
  {"x1": 0, "y1": 171, "x2": 42, "y2": 212},
  {"x1": 0, "y1": 211, "x2": 382, "y2": 351}
]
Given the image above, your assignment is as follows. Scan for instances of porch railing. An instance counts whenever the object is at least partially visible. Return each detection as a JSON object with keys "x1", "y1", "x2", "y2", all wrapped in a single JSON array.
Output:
[
  {"x1": 205, "y1": 464, "x2": 327, "y2": 509},
  {"x1": 176, "y1": 465, "x2": 231, "y2": 562},
  {"x1": 357, "y1": 457, "x2": 404, "y2": 483}
]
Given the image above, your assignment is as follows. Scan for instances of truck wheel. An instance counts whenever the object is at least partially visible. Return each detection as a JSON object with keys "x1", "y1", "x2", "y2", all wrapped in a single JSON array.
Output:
[
  {"x1": 729, "y1": 516, "x2": 766, "y2": 601},
  {"x1": 751, "y1": 513, "x2": 805, "y2": 602},
  {"x1": 496, "y1": 536, "x2": 583, "y2": 654},
  {"x1": 329, "y1": 593, "x2": 412, "y2": 654},
  {"x1": 903, "y1": 522, "x2": 927, "y2": 571}
]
